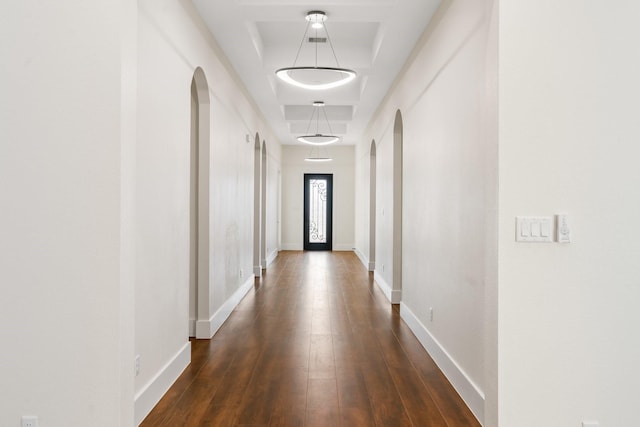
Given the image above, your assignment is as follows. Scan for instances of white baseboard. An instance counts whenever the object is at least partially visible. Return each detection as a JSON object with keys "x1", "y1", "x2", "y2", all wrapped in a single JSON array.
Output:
[
  {"x1": 373, "y1": 271, "x2": 402, "y2": 303},
  {"x1": 400, "y1": 303, "x2": 484, "y2": 424},
  {"x1": 355, "y1": 248, "x2": 368, "y2": 269},
  {"x1": 354, "y1": 248, "x2": 375, "y2": 271},
  {"x1": 189, "y1": 318, "x2": 195, "y2": 337},
  {"x1": 280, "y1": 244, "x2": 354, "y2": 252},
  {"x1": 135, "y1": 341, "x2": 191, "y2": 426},
  {"x1": 280, "y1": 243, "x2": 302, "y2": 251},
  {"x1": 333, "y1": 244, "x2": 354, "y2": 251},
  {"x1": 266, "y1": 249, "x2": 278, "y2": 267},
  {"x1": 195, "y1": 275, "x2": 255, "y2": 339}
]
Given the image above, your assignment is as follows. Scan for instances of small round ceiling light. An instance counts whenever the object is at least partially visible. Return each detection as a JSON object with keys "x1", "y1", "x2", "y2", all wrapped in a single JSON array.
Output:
[
  {"x1": 276, "y1": 11, "x2": 357, "y2": 91},
  {"x1": 305, "y1": 10, "x2": 327, "y2": 29}
]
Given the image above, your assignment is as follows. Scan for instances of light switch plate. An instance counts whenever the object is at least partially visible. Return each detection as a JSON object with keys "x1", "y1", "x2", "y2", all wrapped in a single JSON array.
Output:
[{"x1": 516, "y1": 216, "x2": 553, "y2": 242}]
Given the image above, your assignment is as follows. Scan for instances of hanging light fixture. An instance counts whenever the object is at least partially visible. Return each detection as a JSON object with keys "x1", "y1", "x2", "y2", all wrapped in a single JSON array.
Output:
[
  {"x1": 276, "y1": 11, "x2": 357, "y2": 91},
  {"x1": 304, "y1": 144, "x2": 333, "y2": 162},
  {"x1": 297, "y1": 101, "x2": 340, "y2": 146}
]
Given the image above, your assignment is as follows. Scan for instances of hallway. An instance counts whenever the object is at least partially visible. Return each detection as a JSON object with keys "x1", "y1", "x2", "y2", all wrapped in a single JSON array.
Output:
[{"x1": 141, "y1": 251, "x2": 479, "y2": 427}]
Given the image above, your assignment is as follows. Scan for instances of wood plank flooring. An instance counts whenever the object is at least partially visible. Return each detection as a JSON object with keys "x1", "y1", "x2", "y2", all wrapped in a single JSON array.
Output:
[{"x1": 141, "y1": 251, "x2": 480, "y2": 427}]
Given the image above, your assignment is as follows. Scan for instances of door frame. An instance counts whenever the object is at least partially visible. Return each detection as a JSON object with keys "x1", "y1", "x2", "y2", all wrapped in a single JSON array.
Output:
[{"x1": 303, "y1": 173, "x2": 333, "y2": 251}]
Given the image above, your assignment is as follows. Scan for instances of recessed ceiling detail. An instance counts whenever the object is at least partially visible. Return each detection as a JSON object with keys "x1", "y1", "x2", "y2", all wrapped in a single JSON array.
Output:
[{"x1": 192, "y1": 0, "x2": 442, "y2": 145}]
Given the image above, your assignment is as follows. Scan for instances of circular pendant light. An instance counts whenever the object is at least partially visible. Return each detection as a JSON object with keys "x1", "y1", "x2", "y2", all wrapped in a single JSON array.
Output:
[
  {"x1": 276, "y1": 11, "x2": 357, "y2": 91},
  {"x1": 297, "y1": 134, "x2": 340, "y2": 145},
  {"x1": 297, "y1": 101, "x2": 341, "y2": 146},
  {"x1": 304, "y1": 156, "x2": 332, "y2": 162},
  {"x1": 276, "y1": 67, "x2": 356, "y2": 91}
]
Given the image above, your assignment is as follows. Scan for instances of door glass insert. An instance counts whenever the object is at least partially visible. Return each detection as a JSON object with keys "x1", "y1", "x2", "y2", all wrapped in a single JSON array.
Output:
[
  {"x1": 304, "y1": 174, "x2": 332, "y2": 251},
  {"x1": 308, "y1": 178, "x2": 328, "y2": 243}
]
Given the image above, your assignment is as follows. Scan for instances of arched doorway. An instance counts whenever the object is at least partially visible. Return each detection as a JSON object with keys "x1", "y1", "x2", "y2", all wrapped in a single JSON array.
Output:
[
  {"x1": 260, "y1": 141, "x2": 267, "y2": 269},
  {"x1": 392, "y1": 110, "x2": 403, "y2": 303},
  {"x1": 190, "y1": 67, "x2": 211, "y2": 338},
  {"x1": 369, "y1": 140, "x2": 376, "y2": 272},
  {"x1": 253, "y1": 134, "x2": 262, "y2": 277}
]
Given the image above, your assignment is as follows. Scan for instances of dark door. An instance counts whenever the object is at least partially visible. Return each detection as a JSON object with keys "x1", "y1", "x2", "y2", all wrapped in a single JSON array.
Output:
[{"x1": 304, "y1": 174, "x2": 333, "y2": 251}]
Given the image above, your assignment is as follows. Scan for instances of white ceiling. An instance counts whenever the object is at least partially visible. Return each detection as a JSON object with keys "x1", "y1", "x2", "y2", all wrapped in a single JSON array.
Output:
[{"x1": 192, "y1": 0, "x2": 442, "y2": 145}]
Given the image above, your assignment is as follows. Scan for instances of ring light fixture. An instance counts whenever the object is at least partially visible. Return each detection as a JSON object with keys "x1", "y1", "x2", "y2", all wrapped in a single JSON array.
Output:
[
  {"x1": 296, "y1": 101, "x2": 341, "y2": 146},
  {"x1": 276, "y1": 11, "x2": 357, "y2": 91}
]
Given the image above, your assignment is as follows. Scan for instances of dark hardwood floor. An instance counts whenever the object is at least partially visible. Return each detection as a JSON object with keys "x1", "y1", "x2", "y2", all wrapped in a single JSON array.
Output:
[{"x1": 141, "y1": 251, "x2": 480, "y2": 427}]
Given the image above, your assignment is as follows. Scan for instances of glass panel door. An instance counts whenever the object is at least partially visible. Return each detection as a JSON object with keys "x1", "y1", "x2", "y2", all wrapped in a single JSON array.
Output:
[{"x1": 304, "y1": 174, "x2": 333, "y2": 251}]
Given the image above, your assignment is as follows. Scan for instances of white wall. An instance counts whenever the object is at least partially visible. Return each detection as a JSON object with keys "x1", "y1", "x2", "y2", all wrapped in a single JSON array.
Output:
[
  {"x1": 135, "y1": 0, "x2": 280, "y2": 422},
  {"x1": 2, "y1": 0, "x2": 282, "y2": 425},
  {"x1": 281, "y1": 146, "x2": 355, "y2": 251},
  {"x1": 266, "y1": 146, "x2": 281, "y2": 264},
  {"x1": 354, "y1": 0, "x2": 497, "y2": 423},
  {"x1": 355, "y1": 142, "x2": 374, "y2": 268},
  {"x1": 0, "y1": 1, "x2": 136, "y2": 426},
  {"x1": 498, "y1": 1, "x2": 640, "y2": 426}
]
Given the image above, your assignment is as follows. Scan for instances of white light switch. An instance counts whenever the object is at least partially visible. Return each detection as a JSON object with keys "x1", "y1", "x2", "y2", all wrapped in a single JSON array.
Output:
[
  {"x1": 531, "y1": 222, "x2": 541, "y2": 237},
  {"x1": 516, "y1": 216, "x2": 553, "y2": 242},
  {"x1": 540, "y1": 221, "x2": 550, "y2": 237}
]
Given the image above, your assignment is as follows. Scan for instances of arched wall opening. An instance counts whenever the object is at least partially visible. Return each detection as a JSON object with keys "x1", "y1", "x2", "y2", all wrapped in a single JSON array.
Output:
[
  {"x1": 253, "y1": 133, "x2": 262, "y2": 277},
  {"x1": 190, "y1": 67, "x2": 212, "y2": 339},
  {"x1": 369, "y1": 140, "x2": 377, "y2": 272},
  {"x1": 392, "y1": 110, "x2": 403, "y2": 303},
  {"x1": 260, "y1": 141, "x2": 267, "y2": 269}
]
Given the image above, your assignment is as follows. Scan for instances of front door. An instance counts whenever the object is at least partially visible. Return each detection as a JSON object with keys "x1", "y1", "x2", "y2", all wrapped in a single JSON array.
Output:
[{"x1": 303, "y1": 174, "x2": 333, "y2": 251}]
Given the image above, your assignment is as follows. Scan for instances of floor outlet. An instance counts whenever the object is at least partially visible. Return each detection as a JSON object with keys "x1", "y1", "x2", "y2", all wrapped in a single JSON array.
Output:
[{"x1": 21, "y1": 416, "x2": 38, "y2": 427}]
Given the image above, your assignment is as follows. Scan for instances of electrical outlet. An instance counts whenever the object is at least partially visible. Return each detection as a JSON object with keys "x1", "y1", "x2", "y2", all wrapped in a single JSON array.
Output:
[
  {"x1": 239, "y1": 268, "x2": 243, "y2": 278},
  {"x1": 429, "y1": 307, "x2": 434, "y2": 322},
  {"x1": 21, "y1": 416, "x2": 38, "y2": 427},
  {"x1": 135, "y1": 355, "x2": 141, "y2": 376}
]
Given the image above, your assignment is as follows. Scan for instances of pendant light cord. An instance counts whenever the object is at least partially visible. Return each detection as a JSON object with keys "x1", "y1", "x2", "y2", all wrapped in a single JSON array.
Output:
[
  {"x1": 304, "y1": 106, "x2": 318, "y2": 135},
  {"x1": 291, "y1": 21, "x2": 311, "y2": 67},
  {"x1": 291, "y1": 19, "x2": 340, "y2": 69},
  {"x1": 304, "y1": 105, "x2": 334, "y2": 136},
  {"x1": 322, "y1": 106, "x2": 334, "y2": 135},
  {"x1": 323, "y1": 25, "x2": 341, "y2": 68}
]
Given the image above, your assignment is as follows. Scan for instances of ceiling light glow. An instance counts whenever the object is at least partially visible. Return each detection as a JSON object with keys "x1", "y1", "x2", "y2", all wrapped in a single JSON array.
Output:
[
  {"x1": 304, "y1": 157, "x2": 332, "y2": 162},
  {"x1": 305, "y1": 11, "x2": 327, "y2": 25},
  {"x1": 276, "y1": 67, "x2": 356, "y2": 91},
  {"x1": 276, "y1": 11, "x2": 356, "y2": 91},
  {"x1": 297, "y1": 134, "x2": 340, "y2": 145}
]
